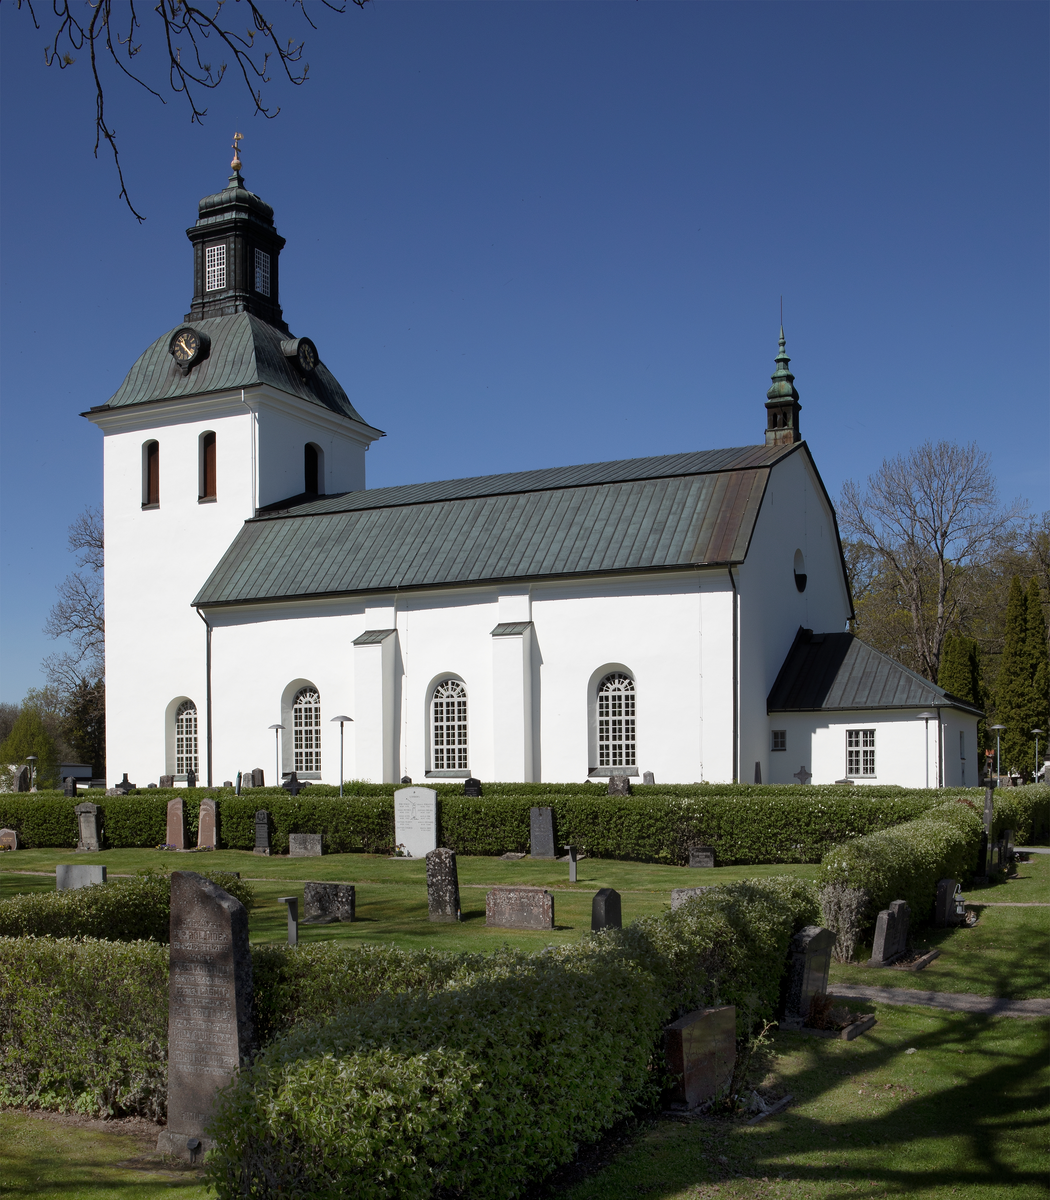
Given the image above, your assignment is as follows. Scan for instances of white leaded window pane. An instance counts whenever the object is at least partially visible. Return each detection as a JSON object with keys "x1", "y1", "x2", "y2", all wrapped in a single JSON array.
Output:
[
  {"x1": 846, "y1": 729, "x2": 876, "y2": 776},
  {"x1": 206, "y1": 244, "x2": 227, "y2": 292},
  {"x1": 432, "y1": 679, "x2": 467, "y2": 771},
  {"x1": 293, "y1": 688, "x2": 321, "y2": 772},
  {"x1": 175, "y1": 701, "x2": 199, "y2": 776},
  {"x1": 254, "y1": 248, "x2": 270, "y2": 297},
  {"x1": 597, "y1": 673, "x2": 636, "y2": 771}
]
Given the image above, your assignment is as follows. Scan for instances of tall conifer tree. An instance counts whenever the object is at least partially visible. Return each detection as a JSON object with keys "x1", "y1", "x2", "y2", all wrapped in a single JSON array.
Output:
[
  {"x1": 996, "y1": 576, "x2": 1042, "y2": 774},
  {"x1": 1025, "y1": 578, "x2": 1050, "y2": 774},
  {"x1": 938, "y1": 632, "x2": 983, "y2": 707}
]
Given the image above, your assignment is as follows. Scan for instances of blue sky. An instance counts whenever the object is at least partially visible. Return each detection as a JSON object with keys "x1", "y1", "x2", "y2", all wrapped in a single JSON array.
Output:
[{"x1": 1, "y1": 0, "x2": 1047, "y2": 704}]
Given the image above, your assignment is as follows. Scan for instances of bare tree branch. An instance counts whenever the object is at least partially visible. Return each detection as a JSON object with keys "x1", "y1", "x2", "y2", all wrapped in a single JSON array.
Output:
[
  {"x1": 17, "y1": 0, "x2": 370, "y2": 221},
  {"x1": 43, "y1": 506, "x2": 105, "y2": 690}
]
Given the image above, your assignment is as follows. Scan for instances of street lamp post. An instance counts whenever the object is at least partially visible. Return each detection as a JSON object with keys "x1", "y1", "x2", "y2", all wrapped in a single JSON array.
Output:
[
  {"x1": 329, "y1": 715, "x2": 353, "y2": 797},
  {"x1": 918, "y1": 712, "x2": 937, "y2": 789},
  {"x1": 268, "y1": 724, "x2": 284, "y2": 787},
  {"x1": 1032, "y1": 729, "x2": 1045, "y2": 782},
  {"x1": 989, "y1": 725, "x2": 1006, "y2": 783}
]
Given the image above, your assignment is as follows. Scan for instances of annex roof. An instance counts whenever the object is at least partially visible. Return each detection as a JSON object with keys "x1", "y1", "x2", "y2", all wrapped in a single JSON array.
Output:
[
  {"x1": 87, "y1": 312, "x2": 375, "y2": 428},
  {"x1": 767, "y1": 628, "x2": 983, "y2": 716},
  {"x1": 193, "y1": 443, "x2": 805, "y2": 607}
]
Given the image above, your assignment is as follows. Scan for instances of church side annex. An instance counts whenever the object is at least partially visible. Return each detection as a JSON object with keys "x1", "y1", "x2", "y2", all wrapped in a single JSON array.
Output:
[{"x1": 85, "y1": 156, "x2": 980, "y2": 790}]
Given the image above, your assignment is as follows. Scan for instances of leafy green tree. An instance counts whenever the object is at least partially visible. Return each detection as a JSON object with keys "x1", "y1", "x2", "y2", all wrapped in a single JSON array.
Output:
[
  {"x1": 63, "y1": 678, "x2": 106, "y2": 779},
  {"x1": 937, "y1": 632, "x2": 983, "y2": 707},
  {"x1": 1026, "y1": 577, "x2": 1050, "y2": 772},
  {"x1": 0, "y1": 708, "x2": 60, "y2": 789}
]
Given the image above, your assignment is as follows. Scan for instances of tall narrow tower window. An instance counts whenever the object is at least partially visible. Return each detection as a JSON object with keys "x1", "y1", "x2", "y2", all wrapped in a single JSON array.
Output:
[
  {"x1": 205, "y1": 244, "x2": 227, "y2": 291},
  {"x1": 254, "y1": 249, "x2": 271, "y2": 297},
  {"x1": 199, "y1": 431, "x2": 217, "y2": 500},
  {"x1": 143, "y1": 440, "x2": 160, "y2": 507},
  {"x1": 304, "y1": 443, "x2": 324, "y2": 494},
  {"x1": 175, "y1": 701, "x2": 199, "y2": 776}
]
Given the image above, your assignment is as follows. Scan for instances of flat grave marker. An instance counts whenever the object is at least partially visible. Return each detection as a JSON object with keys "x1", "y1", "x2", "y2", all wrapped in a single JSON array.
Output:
[
  {"x1": 486, "y1": 886, "x2": 554, "y2": 930},
  {"x1": 56, "y1": 864, "x2": 107, "y2": 890},
  {"x1": 288, "y1": 833, "x2": 323, "y2": 858}
]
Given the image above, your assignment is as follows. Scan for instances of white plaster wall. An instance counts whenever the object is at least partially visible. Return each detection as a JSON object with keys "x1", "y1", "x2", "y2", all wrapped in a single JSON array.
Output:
[
  {"x1": 737, "y1": 449, "x2": 853, "y2": 785},
  {"x1": 765, "y1": 709, "x2": 980, "y2": 788},
  {"x1": 254, "y1": 395, "x2": 371, "y2": 506}
]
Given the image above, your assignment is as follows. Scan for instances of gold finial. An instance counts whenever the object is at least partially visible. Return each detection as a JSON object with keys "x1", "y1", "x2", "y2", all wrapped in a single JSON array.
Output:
[{"x1": 231, "y1": 132, "x2": 243, "y2": 171}]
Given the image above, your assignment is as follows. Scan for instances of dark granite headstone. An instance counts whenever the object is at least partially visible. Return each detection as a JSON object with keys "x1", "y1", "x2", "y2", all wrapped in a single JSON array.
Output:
[
  {"x1": 976, "y1": 830, "x2": 989, "y2": 878},
  {"x1": 607, "y1": 775, "x2": 632, "y2": 796},
  {"x1": 671, "y1": 886, "x2": 716, "y2": 911},
  {"x1": 591, "y1": 887, "x2": 622, "y2": 931},
  {"x1": 463, "y1": 777, "x2": 482, "y2": 797},
  {"x1": 183, "y1": 770, "x2": 195, "y2": 789},
  {"x1": 57, "y1": 864, "x2": 106, "y2": 890},
  {"x1": 303, "y1": 882, "x2": 355, "y2": 923},
  {"x1": 400, "y1": 776, "x2": 412, "y2": 784},
  {"x1": 529, "y1": 807, "x2": 556, "y2": 859},
  {"x1": 63, "y1": 777, "x2": 78, "y2": 797},
  {"x1": 642, "y1": 771, "x2": 655, "y2": 785},
  {"x1": 689, "y1": 846, "x2": 715, "y2": 869},
  {"x1": 197, "y1": 799, "x2": 217, "y2": 850},
  {"x1": 251, "y1": 768, "x2": 265, "y2": 788},
  {"x1": 781, "y1": 926, "x2": 836, "y2": 1027},
  {"x1": 934, "y1": 878, "x2": 966, "y2": 927},
  {"x1": 160, "y1": 775, "x2": 174, "y2": 789},
  {"x1": 664, "y1": 1006, "x2": 736, "y2": 1108},
  {"x1": 868, "y1": 899, "x2": 910, "y2": 966},
  {"x1": 426, "y1": 848, "x2": 461, "y2": 922},
  {"x1": 253, "y1": 810, "x2": 271, "y2": 856},
  {"x1": 148, "y1": 782, "x2": 158, "y2": 789},
  {"x1": 0, "y1": 827, "x2": 20, "y2": 851},
  {"x1": 74, "y1": 802, "x2": 101, "y2": 852},
  {"x1": 282, "y1": 772, "x2": 305, "y2": 796},
  {"x1": 486, "y1": 886, "x2": 554, "y2": 930},
  {"x1": 14, "y1": 766, "x2": 29, "y2": 792},
  {"x1": 166, "y1": 798, "x2": 188, "y2": 850},
  {"x1": 288, "y1": 833, "x2": 322, "y2": 857},
  {"x1": 157, "y1": 872, "x2": 253, "y2": 1163},
  {"x1": 114, "y1": 773, "x2": 135, "y2": 794}
]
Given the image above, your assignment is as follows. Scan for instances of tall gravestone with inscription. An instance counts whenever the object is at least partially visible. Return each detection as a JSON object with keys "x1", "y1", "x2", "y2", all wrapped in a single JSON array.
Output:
[
  {"x1": 394, "y1": 787, "x2": 438, "y2": 858},
  {"x1": 74, "y1": 802, "x2": 101, "y2": 852},
  {"x1": 529, "y1": 807, "x2": 556, "y2": 859},
  {"x1": 157, "y1": 872, "x2": 253, "y2": 1162},
  {"x1": 197, "y1": 799, "x2": 218, "y2": 850},
  {"x1": 166, "y1": 799, "x2": 188, "y2": 850},
  {"x1": 426, "y1": 848, "x2": 461, "y2": 922}
]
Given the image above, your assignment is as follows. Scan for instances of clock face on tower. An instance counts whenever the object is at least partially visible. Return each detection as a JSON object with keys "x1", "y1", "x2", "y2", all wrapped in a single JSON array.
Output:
[
  {"x1": 169, "y1": 327, "x2": 204, "y2": 367},
  {"x1": 297, "y1": 337, "x2": 318, "y2": 373}
]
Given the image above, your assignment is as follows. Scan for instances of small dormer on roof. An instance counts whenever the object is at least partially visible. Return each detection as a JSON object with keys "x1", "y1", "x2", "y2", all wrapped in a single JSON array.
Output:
[
  {"x1": 765, "y1": 326, "x2": 802, "y2": 446},
  {"x1": 185, "y1": 135, "x2": 288, "y2": 332}
]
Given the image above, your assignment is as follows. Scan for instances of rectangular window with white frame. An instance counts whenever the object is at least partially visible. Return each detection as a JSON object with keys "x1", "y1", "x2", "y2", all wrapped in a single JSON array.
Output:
[
  {"x1": 846, "y1": 728, "x2": 876, "y2": 776},
  {"x1": 205, "y1": 243, "x2": 227, "y2": 291},
  {"x1": 771, "y1": 730, "x2": 786, "y2": 751},
  {"x1": 254, "y1": 248, "x2": 270, "y2": 296}
]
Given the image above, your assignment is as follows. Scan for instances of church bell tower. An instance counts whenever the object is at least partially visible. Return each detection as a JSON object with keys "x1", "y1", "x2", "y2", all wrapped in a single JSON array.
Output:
[{"x1": 764, "y1": 327, "x2": 802, "y2": 446}]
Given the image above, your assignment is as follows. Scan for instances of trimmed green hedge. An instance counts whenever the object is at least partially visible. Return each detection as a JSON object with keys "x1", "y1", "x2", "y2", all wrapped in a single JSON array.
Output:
[{"x1": 0, "y1": 872, "x2": 254, "y2": 942}]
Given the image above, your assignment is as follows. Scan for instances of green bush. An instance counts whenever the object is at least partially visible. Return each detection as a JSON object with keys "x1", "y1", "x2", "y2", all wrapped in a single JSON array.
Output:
[
  {"x1": 0, "y1": 937, "x2": 168, "y2": 1117},
  {"x1": 990, "y1": 784, "x2": 1050, "y2": 845},
  {"x1": 0, "y1": 871, "x2": 254, "y2": 942}
]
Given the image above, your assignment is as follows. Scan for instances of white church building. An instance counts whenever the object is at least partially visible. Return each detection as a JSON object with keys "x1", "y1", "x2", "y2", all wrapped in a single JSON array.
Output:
[{"x1": 86, "y1": 161, "x2": 981, "y2": 790}]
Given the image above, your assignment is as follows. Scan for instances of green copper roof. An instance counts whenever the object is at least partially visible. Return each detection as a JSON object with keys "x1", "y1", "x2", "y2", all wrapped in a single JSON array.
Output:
[
  {"x1": 91, "y1": 312, "x2": 374, "y2": 427},
  {"x1": 192, "y1": 446, "x2": 800, "y2": 606}
]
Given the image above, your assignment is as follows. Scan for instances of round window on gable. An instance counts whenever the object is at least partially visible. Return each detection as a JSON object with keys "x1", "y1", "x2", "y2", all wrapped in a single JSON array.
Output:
[{"x1": 793, "y1": 549, "x2": 807, "y2": 593}]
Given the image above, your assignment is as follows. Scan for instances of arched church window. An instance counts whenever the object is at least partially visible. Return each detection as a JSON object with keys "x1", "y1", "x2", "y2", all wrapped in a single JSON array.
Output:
[
  {"x1": 597, "y1": 672, "x2": 636, "y2": 769},
  {"x1": 143, "y1": 440, "x2": 160, "y2": 507},
  {"x1": 432, "y1": 679, "x2": 468, "y2": 771},
  {"x1": 199, "y1": 431, "x2": 216, "y2": 500},
  {"x1": 175, "y1": 701, "x2": 199, "y2": 776},
  {"x1": 293, "y1": 688, "x2": 321, "y2": 773},
  {"x1": 304, "y1": 443, "x2": 324, "y2": 495}
]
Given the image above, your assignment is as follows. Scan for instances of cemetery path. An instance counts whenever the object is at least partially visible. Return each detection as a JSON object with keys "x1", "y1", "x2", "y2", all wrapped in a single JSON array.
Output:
[
  {"x1": 970, "y1": 901, "x2": 1049, "y2": 906},
  {"x1": 830, "y1": 983, "x2": 1050, "y2": 1018}
]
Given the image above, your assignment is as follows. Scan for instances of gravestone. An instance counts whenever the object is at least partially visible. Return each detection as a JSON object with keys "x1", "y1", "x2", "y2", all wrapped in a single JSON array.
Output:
[
  {"x1": 400, "y1": 776, "x2": 412, "y2": 784},
  {"x1": 394, "y1": 787, "x2": 438, "y2": 858},
  {"x1": 303, "y1": 882, "x2": 355, "y2": 923},
  {"x1": 607, "y1": 775, "x2": 632, "y2": 796},
  {"x1": 591, "y1": 887, "x2": 622, "y2": 930},
  {"x1": 63, "y1": 777, "x2": 78, "y2": 797},
  {"x1": 57, "y1": 864, "x2": 107, "y2": 890},
  {"x1": 983, "y1": 784, "x2": 994, "y2": 838},
  {"x1": 485, "y1": 886, "x2": 554, "y2": 930},
  {"x1": 664, "y1": 1006, "x2": 736, "y2": 1108},
  {"x1": 426, "y1": 848, "x2": 461, "y2": 922},
  {"x1": 222, "y1": 781, "x2": 233, "y2": 789},
  {"x1": 975, "y1": 830, "x2": 989, "y2": 878},
  {"x1": 463, "y1": 777, "x2": 482, "y2": 797},
  {"x1": 642, "y1": 771, "x2": 655, "y2": 785},
  {"x1": 160, "y1": 775, "x2": 174, "y2": 789},
  {"x1": 288, "y1": 833, "x2": 322, "y2": 858},
  {"x1": 115, "y1": 773, "x2": 135, "y2": 794},
  {"x1": 689, "y1": 846, "x2": 715, "y2": 869},
  {"x1": 251, "y1": 768, "x2": 265, "y2": 788},
  {"x1": 1001, "y1": 828, "x2": 1016, "y2": 870},
  {"x1": 185, "y1": 770, "x2": 196, "y2": 789},
  {"x1": 13, "y1": 766, "x2": 29, "y2": 792},
  {"x1": 253, "y1": 811, "x2": 270, "y2": 856},
  {"x1": 754, "y1": 761, "x2": 763, "y2": 784},
  {"x1": 166, "y1": 798, "x2": 188, "y2": 850},
  {"x1": 934, "y1": 878, "x2": 967, "y2": 927},
  {"x1": 197, "y1": 799, "x2": 217, "y2": 850},
  {"x1": 74, "y1": 802, "x2": 102, "y2": 852},
  {"x1": 671, "y1": 886, "x2": 716, "y2": 911},
  {"x1": 781, "y1": 926, "x2": 836, "y2": 1027},
  {"x1": 278, "y1": 896, "x2": 298, "y2": 946},
  {"x1": 148, "y1": 783, "x2": 157, "y2": 789},
  {"x1": 156, "y1": 872, "x2": 253, "y2": 1163},
  {"x1": 868, "y1": 899, "x2": 910, "y2": 966},
  {"x1": 282, "y1": 772, "x2": 305, "y2": 796},
  {"x1": 529, "y1": 806, "x2": 556, "y2": 859},
  {"x1": 0, "y1": 828, "x2": 20, "y2": 851}
]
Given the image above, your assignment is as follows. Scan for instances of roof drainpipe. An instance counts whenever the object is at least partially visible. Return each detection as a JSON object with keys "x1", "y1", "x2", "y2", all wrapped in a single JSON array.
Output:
[
  {"x1": 196, "y1": 607, "x2": 213, "y2": 787},
  {"x1": 728, "y1": 566, "x2": 739, "y2": 783},
  {"x1": 936, "y1": 705, "x2": 942, "y2": 788}
]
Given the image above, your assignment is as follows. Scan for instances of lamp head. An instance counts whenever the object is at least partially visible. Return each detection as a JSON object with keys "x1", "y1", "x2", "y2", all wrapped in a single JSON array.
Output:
[
  {"x1": 330, "y1": 715, "x2": 353, "y2": 723},
  {"x1": 268, "y1": 723, "x2": 285, "y2": 731}
]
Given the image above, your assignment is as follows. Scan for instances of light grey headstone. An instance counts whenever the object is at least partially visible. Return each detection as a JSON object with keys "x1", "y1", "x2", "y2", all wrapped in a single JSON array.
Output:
[
  {"x1": 671, "y1": 886, "x2": 716, "y2": 911},
  {"x1": 688, "y1": 846, "x2": 715, "y2": 869},
  {"x1": 288, "y1": 833, "x2": 322, "y2": 858},
  {"x1": 642, "y1": 771, "x2": 655, "y2": 785},
  {"x1": 57, "y1": 864, "x2": 107, "y2": 890},
  {"x1": 868, "y1": 899, "x2": 910, "y2": 966},
  {"x1": 426, "y1": 848, "x2": 461, "y2": 922},
  {"x1": 74, "y1": 802, "x2": 101, "y2": 853},
  {"x1": 0, "y1": 828, "x2": 20, "y2": 851},
  {"x1": 607, "y1": 775, "x2": 632, "y2": 796},
  {"x1": 485, "y1": 886, "x2": 554, "y2": 930},
  {"x1": 394, "y1": 787, "x2": 438, "y2": 858},
  {"x1": 156, "y1": 872, "x2": 252, "y2": 1163},
  {"x1": 934, "y1": 878, "x2": 966, "y2": 927},
  {"x1": 197, "y1": 798, "x2": 218, "y2": 850}
]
